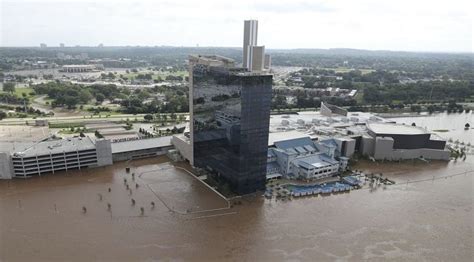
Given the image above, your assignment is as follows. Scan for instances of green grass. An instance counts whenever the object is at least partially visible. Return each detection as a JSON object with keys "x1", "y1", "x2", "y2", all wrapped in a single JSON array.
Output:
[
  {"x1": 0, "y1": 87, "x2": 35, "y2": 98},
  {"x1": 355, "y1": 90, "x2": 364, "y2": 104},
  {"x1": 119, "y1": 70, "x2": 188, "y2": 81},
  {"x1": 14, "y1": 87, "x2": 34, "y2": 97}
]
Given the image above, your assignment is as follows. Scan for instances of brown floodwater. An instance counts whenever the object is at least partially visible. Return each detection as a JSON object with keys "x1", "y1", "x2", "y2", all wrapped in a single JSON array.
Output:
[
  {"x1": 389, "y1": 111, "x2": 473, "y2": 144},
  {"x1": 1, "y1": 116, "x2": 473, "y2": 261}
]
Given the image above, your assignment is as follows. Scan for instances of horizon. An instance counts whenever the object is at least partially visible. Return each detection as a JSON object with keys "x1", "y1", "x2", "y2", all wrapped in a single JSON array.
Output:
[
  {"x1": 0, "y1": 45, "x2": 473, "y2": 55},
  {"x1": 1, "y1": 0, "x2": 472, "y2": 53}
]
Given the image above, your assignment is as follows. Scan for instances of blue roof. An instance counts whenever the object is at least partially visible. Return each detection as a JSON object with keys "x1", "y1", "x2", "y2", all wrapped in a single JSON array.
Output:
[
  {"x1": 274, "y1": 137, "x2": 315, "y2": 150},
  {"x1": 319, "y1": 138, "x2": 338, "y2": 148},
  {"x1": 295, "y1": 146, "x2": 306, "y2": 154}
]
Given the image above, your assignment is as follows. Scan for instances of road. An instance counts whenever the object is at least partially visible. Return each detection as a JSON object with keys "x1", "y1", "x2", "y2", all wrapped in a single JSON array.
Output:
[{"x1": 0, "y1": 112, "x2": 189, "y2": 125}]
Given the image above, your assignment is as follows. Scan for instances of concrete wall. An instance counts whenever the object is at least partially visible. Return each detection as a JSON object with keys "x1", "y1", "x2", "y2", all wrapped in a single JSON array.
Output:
[
  {"x1": 95, "y1": 139, "x2": 113, "y2": 167},
  {"x1": 342, "y1": 139, "x2": 356, "y2": 158},
  {"x1": 0, "y1": 152, "x2": 13, "y2": 179},
  {"x1": 427, "y1": 139, "x2": 447, "y2": 150},
  {"x1": 264, "y1": 54, "x2": 271, "y2": 69},
  {"x1": 374, "y1": 137, "x2": 394, "y2": 160},
  {"x1": 250, "y1": 46, "x2": 265, "y2": 72},
  {"x1": 320, "y1": 103, "x2": 332, "y2": 117},
  {"x1": 391, "y1": 148, "x2": 450, "y2": 161},
  {"x1": 171, "y1": 135, "x2": 193, "y2": 165},
  {"x1": 361, "y1": 136, "x2": 375, "y2": 156},
  {"x1": 112, "y1": 146, "x2": 173, "y2": 162}
]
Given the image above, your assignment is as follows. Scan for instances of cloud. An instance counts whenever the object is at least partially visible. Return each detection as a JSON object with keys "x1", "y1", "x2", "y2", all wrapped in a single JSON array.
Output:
[
  {"x1": 0, "y1": 0, "x2": 472, "y2": 52},
  {"x1": 253, "y1": 1, "x2": 337, "y2": 14}
]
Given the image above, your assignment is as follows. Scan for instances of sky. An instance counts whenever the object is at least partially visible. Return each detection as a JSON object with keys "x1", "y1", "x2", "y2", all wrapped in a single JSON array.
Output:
[{"x1": 1, "y1": 0, "x2": 473, "y2": 52}]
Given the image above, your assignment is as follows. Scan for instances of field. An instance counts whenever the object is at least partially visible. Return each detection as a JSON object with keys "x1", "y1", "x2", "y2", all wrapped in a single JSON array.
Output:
[
  {"x1": 120, "y1": 70, "x2": 188, "y2": 81},
  {"x1": 0, "y1": 87, "x2": 35, "y2": 98}
]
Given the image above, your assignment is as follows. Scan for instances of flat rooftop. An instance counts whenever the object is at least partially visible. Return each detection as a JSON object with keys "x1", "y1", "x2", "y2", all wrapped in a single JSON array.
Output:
[
  {"x1": 12, "y1": 136, "x2": 96, "y2": 158},
  {"x1": 367, "y1": 123, "x2": 427, "y2": 135},
  {"x1": 296, "y1": 153, "x2": 338, "y2": 170},
  {"x1": 111, "y1": 136, "x2": 173, "y2": 154},
  {"x1": 268, "y1": 130, "x2": 313, "y2": 146},
  {"x1": 0, "y1": 126, "x2": 50, "y2": 143}
]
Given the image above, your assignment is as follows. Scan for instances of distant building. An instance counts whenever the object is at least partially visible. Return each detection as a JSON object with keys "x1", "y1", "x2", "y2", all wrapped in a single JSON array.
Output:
[
  {"x1": 264, "y1": 54, "x2": 271, "y2": 70},
  {"x1": 320, "y1": 102, "x2": 348, "y2": 117},
  {"x1": 60, "y1": 43, "x2": 65, "y2": 48},
  {"x1": 243, "y1": 20, "x2": 269, "y2": 72},
  {"x1": 60, "y1": 64, "x2": 100, "y2": 73},
  {"x1": 249, "y1": 46, "x2": 265, "y2": 72},
  {"x1": 40, "y1": 43, "x2": 47, "y2": 48},
  {"x1": 243, "y1": 20, "x2": 258, "y2": 69}
]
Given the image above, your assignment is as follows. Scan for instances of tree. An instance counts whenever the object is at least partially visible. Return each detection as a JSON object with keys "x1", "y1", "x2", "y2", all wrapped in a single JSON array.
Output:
[
  {"x1": 3, "y1": 82, "x2": 15, "y2": 93},
  {"x1": 0, "y1": 111, "x2": 7, "y2": 120},
  {"x1": 64, "y1": 96, "x2": 79, "y2": 109},
  {"x1": 95, "y1": 93, "x2": 105, "y2": 103},
  {"x1": 78, "y1": 90, "x2": 93, "y2": 104},
  {"x1": 144, "y1": 114, "x2": 153, "y2": 122},
  {"x1": 94, "y1": 130, "x2": 103, "y2": 138},
  {"x1": 170, "y1": 112, "x2": 177, "y2": 122}
]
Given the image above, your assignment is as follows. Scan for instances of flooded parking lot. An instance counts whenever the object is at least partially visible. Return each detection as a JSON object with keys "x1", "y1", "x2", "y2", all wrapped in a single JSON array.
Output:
[
  {"x1": 1, "y1": 113, "x2": 473, "y2": 261},
  {"x1": 1, "y1": 156, "x2": 472, "y2": 261}
]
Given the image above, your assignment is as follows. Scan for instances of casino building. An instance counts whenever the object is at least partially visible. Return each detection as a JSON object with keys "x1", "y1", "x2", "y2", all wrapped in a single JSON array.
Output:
[
  {"x1": 172, "y1": 20, "x2": 273, "y2": 194},
  {"x1": 362, "y1": 123, "x2": 450, "y2": 160},
  {"x1": 187, "y1": 54, "x2": 272, "y2": 194}
]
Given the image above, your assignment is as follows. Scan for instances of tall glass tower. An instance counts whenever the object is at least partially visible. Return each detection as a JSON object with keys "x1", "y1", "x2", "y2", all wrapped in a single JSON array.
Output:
[{"x1": 189, "y1": 55, "x2": 272, "y2": 194}]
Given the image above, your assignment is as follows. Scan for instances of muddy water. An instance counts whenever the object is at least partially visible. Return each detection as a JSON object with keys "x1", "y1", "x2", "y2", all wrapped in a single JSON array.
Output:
[
  {"x1": 1, "y1": 117, "x2": 473, "y2": 261},
  {"x1": 389, "y1": 111, "x2": 473, "y2": 144}
]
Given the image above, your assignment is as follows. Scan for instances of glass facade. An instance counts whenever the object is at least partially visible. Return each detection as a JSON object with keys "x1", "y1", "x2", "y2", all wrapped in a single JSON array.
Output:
[{"x1": 192, "y1": 63, "x2": 272, "y2": 194}]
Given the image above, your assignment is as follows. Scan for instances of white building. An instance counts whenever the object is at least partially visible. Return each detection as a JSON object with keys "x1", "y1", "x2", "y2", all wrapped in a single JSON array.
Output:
[
  {"x1": 243, "y1": 20, "x2": 270, "y2": 72},
  {"x1": 61, "y1": 64, "x2": 98, "y2": 73}
]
